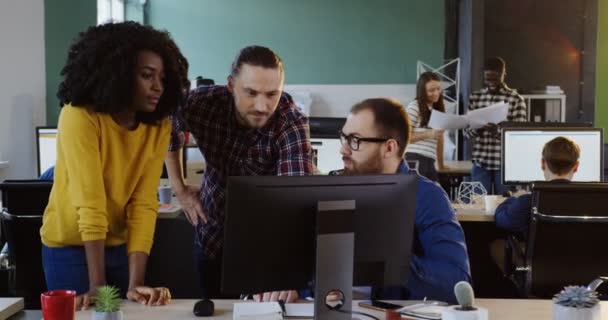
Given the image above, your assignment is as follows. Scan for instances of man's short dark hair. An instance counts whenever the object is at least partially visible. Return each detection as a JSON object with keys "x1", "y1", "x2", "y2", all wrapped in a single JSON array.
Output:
[
  {"x1": 230, "y1": 45, "x2": 283, "y2": 77},
  {"x1": 484, "y1": 57, "x2": 506, "y2": 73},
  {"x1": 350, "y1": 98, "x2": 411, "y2": 158},
  {"x1": 542, "y1": 137, "x2": 581, "y2": 175}
]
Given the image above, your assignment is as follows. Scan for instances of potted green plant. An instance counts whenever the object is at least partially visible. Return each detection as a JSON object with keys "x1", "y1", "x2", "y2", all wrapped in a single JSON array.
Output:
[
  {"x1": 93, "y1": 286, "x2": 123, "y2": 320},
  {"x1": 553, "y1": 285, "x2": 600, "y2": 320}
]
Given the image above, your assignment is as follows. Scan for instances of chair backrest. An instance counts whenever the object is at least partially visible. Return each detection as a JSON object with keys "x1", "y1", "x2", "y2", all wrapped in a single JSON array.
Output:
[
  {"x1": 406, "y1": 160, "x2": 420, "y2": 174},
  {"x1": 0, "y1": 180, "x2": 52, "y2": 309},
  {"x1": 0, "y1": 180, "x2": 53, "y2": 215},
  {"x1": 525, "y1": 182, "x2": 608, "y2": 298}
]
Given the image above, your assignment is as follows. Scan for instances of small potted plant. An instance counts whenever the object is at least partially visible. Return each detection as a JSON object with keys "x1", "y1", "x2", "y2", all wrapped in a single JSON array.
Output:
[
  {"x1": 553, "y1": 285, "x2": 600, "y2": 320},
  {"x1": 93, "y1": 286, "x2": 123, "y2": 320}
]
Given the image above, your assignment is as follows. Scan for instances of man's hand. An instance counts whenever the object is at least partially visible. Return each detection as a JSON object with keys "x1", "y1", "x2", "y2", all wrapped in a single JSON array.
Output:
[
  {"x1": 75, "y1": 288, "x2": 97, "y2": 310},
  {"x1": 253, "y1": 290, "x2": 299, "y2": 303},
  {"x1": 174, "y1": 184, "x2": 207, "y2": 226},
  {"x1": 127, "y1": 286, "x2": 172, "y2": 306}
]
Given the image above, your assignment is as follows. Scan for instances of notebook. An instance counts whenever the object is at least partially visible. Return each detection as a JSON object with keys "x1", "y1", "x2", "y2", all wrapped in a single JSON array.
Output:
[
  {"x1": 233, "y1": 302, "x2": 314, "y2": 320},
  {"x1": 0, "y1": 298, "x2": 24, "y2": 319}
]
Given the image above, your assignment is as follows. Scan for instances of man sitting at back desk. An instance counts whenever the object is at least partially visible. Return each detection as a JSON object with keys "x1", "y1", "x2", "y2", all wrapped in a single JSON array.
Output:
[
  {"x1": 334, "y1": 98, "x2": 471, "y2": 302},
  {"x1": 495, "y1": 136, "x2": 580, "y2": 236}
]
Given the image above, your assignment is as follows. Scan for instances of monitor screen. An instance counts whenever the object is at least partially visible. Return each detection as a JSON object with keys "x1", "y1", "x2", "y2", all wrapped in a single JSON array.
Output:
[
  {"x1": 309, "y1": 117, "x2": 346, "y2": 174},
  {"x1": 36, "y1": 127, "x2": 58, "y2": 176},
  {"x1": 502, "y1": 128, "x2": 604, "y2": 184},
  {"x1": 221, "y1": 174, "x2": 417, "y2": 295},
  {"x1": 311, "y1": 138, "x2": 343, "y2": 174}
]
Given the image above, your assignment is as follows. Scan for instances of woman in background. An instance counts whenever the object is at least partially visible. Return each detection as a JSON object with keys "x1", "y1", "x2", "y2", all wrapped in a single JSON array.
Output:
[
  {"x1": 405, "y1": 72, "x2": 447, "y2": 182},
  {"x1": 41, "y1": 22, "x2": 189, "y2": 309}
]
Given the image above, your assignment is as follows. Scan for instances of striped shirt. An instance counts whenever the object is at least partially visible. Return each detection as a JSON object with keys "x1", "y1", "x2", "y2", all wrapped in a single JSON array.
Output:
[
  {"x1": 464, "y1": 87, "x2": 527, "y2": 170},
  {"x1": 169, "y1": 85, "x2": 314, "y2": 258},
  {"x1": 406, "y1": 100, "x2": 437, "y2": 160}
]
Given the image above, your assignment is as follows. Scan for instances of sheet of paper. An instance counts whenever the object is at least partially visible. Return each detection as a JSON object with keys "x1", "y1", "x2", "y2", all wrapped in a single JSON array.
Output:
[
  {"x1": 233, "y1": 302, "x2": 282, "y2": 320},
  {"x1": 467, "y1": 102, "x2": 509, "y2": 128},
  {"x1": 428, "y1": 110, "x2": 470, "y2": 129}
]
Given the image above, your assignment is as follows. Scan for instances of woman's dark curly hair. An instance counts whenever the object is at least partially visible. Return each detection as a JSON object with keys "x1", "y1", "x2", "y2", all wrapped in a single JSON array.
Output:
[{"x1": 57, "y1": 21, "x2": 189, "y2": 124}]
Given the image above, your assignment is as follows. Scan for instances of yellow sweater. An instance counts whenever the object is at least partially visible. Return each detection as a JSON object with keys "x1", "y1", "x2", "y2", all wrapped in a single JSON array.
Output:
[{"x1": 41, "y1": 105, "x2": 170, "y2": 255}]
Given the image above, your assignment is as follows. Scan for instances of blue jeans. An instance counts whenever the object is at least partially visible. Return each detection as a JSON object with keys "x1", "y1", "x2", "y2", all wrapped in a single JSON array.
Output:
[
  {"x1": 42, "y1": 244, "x2": 129, "y2": 296},
  {"x1": 471, "y1": 163, "x2": 508, "y2": 195}
]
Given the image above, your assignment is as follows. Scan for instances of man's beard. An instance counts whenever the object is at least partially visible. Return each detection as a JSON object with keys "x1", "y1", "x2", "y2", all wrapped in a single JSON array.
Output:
[{"x1": 343, "y1": 154, "x2": 383, "y2": 175}]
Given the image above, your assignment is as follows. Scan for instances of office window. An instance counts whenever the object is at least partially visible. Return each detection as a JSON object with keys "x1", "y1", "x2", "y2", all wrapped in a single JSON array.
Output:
[{"x1": 97, "y1": 0, "x2": 124, "y2": 24}]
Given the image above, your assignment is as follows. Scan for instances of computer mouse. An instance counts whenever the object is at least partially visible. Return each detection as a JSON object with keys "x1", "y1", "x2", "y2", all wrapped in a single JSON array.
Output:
[{"x1": 193, "y1": 299, "x2": 214, "y2": 317}]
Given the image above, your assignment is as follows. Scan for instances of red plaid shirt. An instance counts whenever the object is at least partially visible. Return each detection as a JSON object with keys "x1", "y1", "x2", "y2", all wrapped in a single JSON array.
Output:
[{"x1": 169, "y1": 85, "x2": 313, "y2": 258}]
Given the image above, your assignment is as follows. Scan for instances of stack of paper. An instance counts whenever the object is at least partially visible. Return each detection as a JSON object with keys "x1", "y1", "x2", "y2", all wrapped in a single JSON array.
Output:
[
  {"x1": 233, "y1": 302, "x2": 314, "y2": 320},
  {"x1": 428, "y1": 102, "x2": 509, "y2": 130},
  {"x1": 0, "y1": 298, "x2": 24, "y2": 319}
]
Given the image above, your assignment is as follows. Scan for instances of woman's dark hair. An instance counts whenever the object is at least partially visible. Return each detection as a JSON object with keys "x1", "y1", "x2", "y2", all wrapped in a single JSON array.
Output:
[
  {"x1": 415, "y1": 72, "x2": 445, "y2": 127},
  {"x1": 57, "y1": 21, "x2": 189, "y2": 124}
]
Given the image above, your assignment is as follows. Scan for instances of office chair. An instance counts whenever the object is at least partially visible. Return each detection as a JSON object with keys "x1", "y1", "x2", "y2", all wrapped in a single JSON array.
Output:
[
  {"x1": 507, "y1": 182, "x2": 608, "y2": 298},
  {"x1": 0, "y1": 180, "x2": 52, "y2": 308},
  {"x1": 406, "y1": 160, "x2": 420, "y2": 174}
]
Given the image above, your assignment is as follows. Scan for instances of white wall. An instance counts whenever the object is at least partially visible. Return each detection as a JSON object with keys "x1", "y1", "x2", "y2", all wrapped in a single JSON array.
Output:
[
  {"x1": 0, "y1": 0, "x2": 46, "y2": 180},
  {"x1": 284, "y1": 84, "x2": 416, "y2": 118}
]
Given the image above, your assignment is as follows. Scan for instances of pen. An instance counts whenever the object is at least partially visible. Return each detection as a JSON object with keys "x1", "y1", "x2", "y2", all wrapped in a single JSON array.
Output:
[{"x1": 278, "y1": 299, "x2": 286, "y2": 317}]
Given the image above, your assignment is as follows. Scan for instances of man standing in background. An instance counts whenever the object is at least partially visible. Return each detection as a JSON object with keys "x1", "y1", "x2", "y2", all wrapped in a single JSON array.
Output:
[{"x1": 465, "y1": 57, "x2": 527, "y2": 195}]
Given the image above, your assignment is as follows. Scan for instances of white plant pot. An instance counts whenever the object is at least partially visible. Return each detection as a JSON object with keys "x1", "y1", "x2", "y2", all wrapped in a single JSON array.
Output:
[
  {"x1": 553, "y1": 303, "x2": 600, "y2": 320},
  {"x1": 92, "y1": 310, "x2": 123, "y2": 320}
]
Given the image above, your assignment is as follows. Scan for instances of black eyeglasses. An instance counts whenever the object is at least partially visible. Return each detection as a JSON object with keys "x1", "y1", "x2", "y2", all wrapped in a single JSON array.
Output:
[{"x1": 339, "y1": 131, "x2": 390, "y2": 151}]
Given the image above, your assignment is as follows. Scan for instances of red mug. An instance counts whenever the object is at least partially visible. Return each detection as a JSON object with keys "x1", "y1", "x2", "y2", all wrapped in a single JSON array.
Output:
[{"x1": 41, "y1": 290, "x2": 76, "y2": 320}]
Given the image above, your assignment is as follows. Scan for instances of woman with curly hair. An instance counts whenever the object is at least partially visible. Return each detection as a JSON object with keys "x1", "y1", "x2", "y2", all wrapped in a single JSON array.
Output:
[{"x1": 40, "y1": 21, "x2": 189, "y2": 309}]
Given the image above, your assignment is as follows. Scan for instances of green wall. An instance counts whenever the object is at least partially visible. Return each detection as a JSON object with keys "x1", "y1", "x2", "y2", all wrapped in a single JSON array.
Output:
[
  {"x1": 44, "y1": 0, "x2": 96, "y2": 126},
  {"x1": 598, "y1": 0, "x2": 608, "y2": 140},
  {"x1": 147, "y1": 0, "x2": 445, "y2": 84}
]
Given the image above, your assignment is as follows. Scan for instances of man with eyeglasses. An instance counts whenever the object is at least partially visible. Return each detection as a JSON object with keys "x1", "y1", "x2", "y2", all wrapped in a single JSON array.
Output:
[{"x1": 335, "y1": 98, "x2": 471, "y2": 303}]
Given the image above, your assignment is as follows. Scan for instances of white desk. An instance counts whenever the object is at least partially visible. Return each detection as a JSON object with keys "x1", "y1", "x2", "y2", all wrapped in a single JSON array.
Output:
[{"x1": 11, "y1": 299, "x2": 608, "y2": 320}]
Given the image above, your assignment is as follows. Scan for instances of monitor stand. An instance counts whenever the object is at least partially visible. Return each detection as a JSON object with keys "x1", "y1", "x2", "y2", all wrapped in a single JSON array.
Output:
[{"x1": 314, "y1": 200, "x2": 361, "y2": 320}]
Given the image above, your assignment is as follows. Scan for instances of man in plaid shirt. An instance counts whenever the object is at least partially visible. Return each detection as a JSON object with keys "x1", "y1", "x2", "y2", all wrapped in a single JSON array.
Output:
[
  {"x1": 165, "y1": 46, "x2": 313, "y2": 302},
  {"x1": 465, "y1": 57, "x2": 527, "y2": 195}
]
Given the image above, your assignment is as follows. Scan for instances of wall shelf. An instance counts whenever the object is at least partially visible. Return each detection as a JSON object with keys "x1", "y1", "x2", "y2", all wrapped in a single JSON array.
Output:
[{"x1": 0, "y1": 161, "x2": 9, "y2": 169}]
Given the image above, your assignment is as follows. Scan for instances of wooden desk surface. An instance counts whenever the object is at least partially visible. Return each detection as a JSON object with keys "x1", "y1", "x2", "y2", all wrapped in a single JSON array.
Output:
[
  {"x1": 438, "y1": 160, "x2": 473, "y2": 175},
  {"x1": 453, "y1": 202, "x2": 496, "y2": 222},
  {"x1": 13, "y1": 299, "x2": 607, "y2": 320}
]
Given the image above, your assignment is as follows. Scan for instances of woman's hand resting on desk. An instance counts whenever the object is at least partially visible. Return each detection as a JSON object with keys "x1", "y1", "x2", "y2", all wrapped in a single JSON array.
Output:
[
  {"x1": 127, "y1": 286, "x2": 172, "y2": 306},
  {"x1": 175, "y1": 184, "x2": 207, "y2": 226},
  {"x1": 75, "y1": 288, "x2": 98, "y2": 310},
  {"x1": 253, "y1": 290, "x2": 299, "y2": 303}
]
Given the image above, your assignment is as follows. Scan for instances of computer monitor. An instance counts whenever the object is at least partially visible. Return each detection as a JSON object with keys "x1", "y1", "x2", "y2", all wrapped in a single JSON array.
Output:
[
  {"x1": 36, "y1": 127, "x2": 58, "y2": 176},
  {"x1": 309, "y1": 117, "x2": 346, "y2": 174},
  {"x1": 221, "y1": 174, "x2": 417, "y2": 296},
  {"x1": 502, "y1": 127, "x2": 604, "y2": 185}
]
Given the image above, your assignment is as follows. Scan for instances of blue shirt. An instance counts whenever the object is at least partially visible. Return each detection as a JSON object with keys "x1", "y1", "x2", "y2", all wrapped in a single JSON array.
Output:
[
  {"x1": 381, "y1": 161, "x2": 471, "y2": 303},
  {"x1": 494, "y1": 180, "x2": 571, "y2": 236},
  {"x1": 39, "y1": 166, "x2": 55, "y2": 181},
  {"x1": 494, "y1": 194, "x2": 532, "y2": 236}
]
